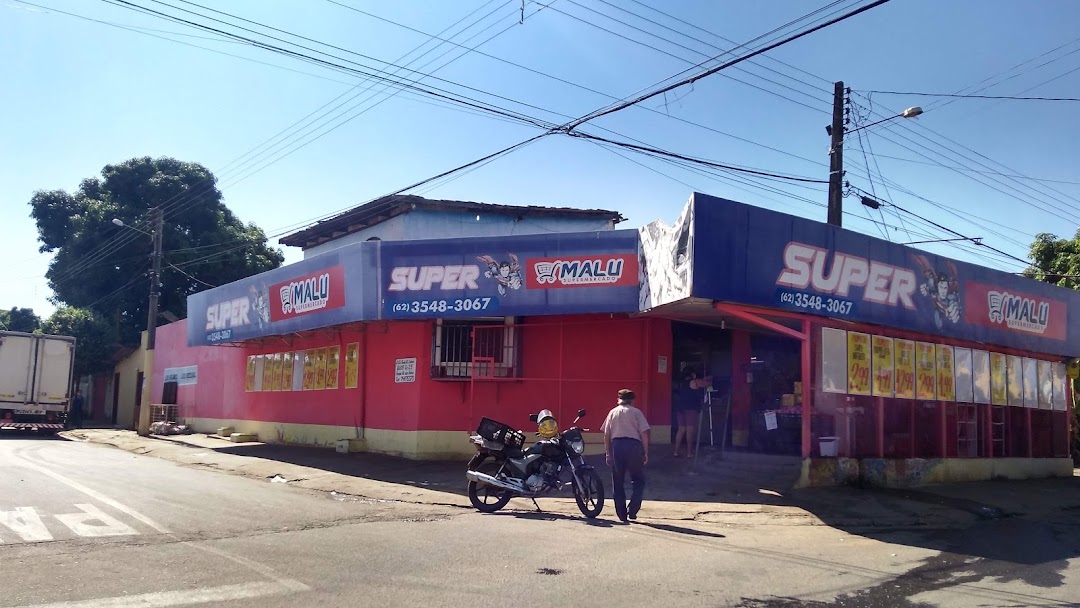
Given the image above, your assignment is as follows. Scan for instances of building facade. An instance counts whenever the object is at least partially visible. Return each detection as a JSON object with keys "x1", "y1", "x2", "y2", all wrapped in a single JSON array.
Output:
[{"x1": 151, "y1": 193, "x2": 1077, "y2": 487}]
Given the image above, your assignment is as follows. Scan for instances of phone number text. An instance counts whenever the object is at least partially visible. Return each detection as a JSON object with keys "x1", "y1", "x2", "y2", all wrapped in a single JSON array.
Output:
[
  {"x1": 777, "y1": 289, "x2": 855, "y2": 316},
  {"x1": 389, "y1": 298, "x2": 496, "y2": 315}
]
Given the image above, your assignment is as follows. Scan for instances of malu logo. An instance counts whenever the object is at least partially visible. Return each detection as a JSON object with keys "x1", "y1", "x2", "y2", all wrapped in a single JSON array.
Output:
[
  {"x1": 988, "y1": 291, "x2": 1051, "y2": 335},
  {"x1": 534, "y1": 258, "x2": 626, "y2": 286},
  {"x1": 280, "y1": 272, "x2": 332, "y2": 315}
]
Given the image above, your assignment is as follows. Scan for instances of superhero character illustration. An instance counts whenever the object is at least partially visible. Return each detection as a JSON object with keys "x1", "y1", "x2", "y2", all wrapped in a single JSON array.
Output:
[
  {"x1": 477, "y1": 254, "x2": 522, "y2": 297},
  {"x1": 912, "y1": 254, "x2": 962, "y2": 329},
  {"x1": 248, "y1": 283, "x2": 271, "y2": 329}
]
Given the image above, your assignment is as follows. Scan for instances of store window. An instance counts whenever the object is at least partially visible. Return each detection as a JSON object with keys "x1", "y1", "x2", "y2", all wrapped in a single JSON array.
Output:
[{"x1": 431, "y1": 318, "x2": 519, "y2": 379}]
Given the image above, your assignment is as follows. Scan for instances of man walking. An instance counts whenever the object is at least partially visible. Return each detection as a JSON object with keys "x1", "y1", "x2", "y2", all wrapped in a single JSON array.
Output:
[
  {"x1": 69, "y1": 390, "x2": 84, "y2": 429},
  {"x1": 602, "y1": 389, "x2": 650, "y2": 524}
]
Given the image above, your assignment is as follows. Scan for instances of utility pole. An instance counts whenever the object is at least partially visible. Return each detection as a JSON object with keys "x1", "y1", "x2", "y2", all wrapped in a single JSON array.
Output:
[
  {"x1": 137, "y1": 207, "x2": 163, "y2": 437},
  {"x1": 826, "y1": 81, "x2": 848, "y2": 227}
]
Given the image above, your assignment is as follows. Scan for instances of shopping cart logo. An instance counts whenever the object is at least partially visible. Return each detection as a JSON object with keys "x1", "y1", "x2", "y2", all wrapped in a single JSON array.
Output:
[
  {"x1": 528, "y1": 254, "x2": 637, "y2": 289},
  {"x1": 987, "y1": 290, "x2": 1050, "y2": 335}
]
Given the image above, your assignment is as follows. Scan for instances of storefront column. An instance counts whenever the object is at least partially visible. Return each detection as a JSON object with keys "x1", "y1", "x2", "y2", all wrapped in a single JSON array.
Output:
[
  {"x1": 731, "y1": 330, "x2": 752, "y2": 448},
  {"x1": 801, "y1": 320, "x2": 812, "y2": 458}
]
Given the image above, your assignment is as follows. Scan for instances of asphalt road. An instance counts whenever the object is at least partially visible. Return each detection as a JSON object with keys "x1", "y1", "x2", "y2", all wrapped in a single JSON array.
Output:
[{"x1": 1, "y1": 434, "x2": 1076, "y2": 607}]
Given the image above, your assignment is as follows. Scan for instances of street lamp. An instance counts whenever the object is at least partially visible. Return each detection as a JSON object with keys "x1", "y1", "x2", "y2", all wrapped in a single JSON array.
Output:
[
  {"x1": 112, "y1": 210, "x2": 163, "y2": 437},
  {"x1": 826, "y1": 79, "x2": 922, "y2": 227}
]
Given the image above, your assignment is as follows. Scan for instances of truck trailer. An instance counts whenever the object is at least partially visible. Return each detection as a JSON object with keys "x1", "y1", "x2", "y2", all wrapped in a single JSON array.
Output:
[{"x1": 0, "y1": 331, "x2": 76, "y2": 433}]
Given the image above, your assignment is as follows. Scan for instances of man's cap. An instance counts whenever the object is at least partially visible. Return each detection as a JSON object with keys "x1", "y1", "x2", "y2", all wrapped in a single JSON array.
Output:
[{"x1": 617, "y1": 389, "x2": 636, "y2": 401}]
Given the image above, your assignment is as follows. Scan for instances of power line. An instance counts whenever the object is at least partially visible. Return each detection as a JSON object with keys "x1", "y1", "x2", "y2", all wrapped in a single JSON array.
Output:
[
  {"x1": 167, "y1": 263, "x2": 217, "y2": 288},
  {"x1": 863, "y1": 90, "x2": 1080, "y2": 102},
  {"x1": 565, "y1": 0, "x2": 893, "y2": 131},
  {"x1": 546, "y1": 0, "x2": 831, "y2": 113},
  {"x1": 566, "y1": 132, "x2": 828, "y2": 183}
]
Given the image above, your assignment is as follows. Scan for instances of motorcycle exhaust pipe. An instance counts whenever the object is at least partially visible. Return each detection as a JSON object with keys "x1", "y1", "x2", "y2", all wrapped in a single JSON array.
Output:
[{"x1": 466, "y1": 470, "x2": 526, "y2": 493}]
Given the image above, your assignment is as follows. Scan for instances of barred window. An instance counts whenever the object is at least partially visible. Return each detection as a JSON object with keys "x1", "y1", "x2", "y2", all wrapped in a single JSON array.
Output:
[{"x1": 431, "y1": 318, "x2": 519, "y2": 379}]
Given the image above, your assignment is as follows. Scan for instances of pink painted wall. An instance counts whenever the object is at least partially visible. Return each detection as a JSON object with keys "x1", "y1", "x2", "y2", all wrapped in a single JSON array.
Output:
[{"x1": 152, "y1": 316, "x2": 674, "y2": 434}]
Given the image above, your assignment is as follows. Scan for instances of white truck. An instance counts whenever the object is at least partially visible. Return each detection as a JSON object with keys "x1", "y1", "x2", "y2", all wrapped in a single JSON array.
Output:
[{"x1": 0, "y1": 331, "x2": 76, "y2": 432}]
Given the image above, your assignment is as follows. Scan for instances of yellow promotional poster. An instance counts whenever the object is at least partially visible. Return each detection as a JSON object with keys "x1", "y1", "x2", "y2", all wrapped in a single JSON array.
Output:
[
  {"x1": 894, "y1": 339, "x2": 915, "y2": 399},
  {"x1": 314, "y1": 347, "x2": 328, "y2": 390},
  {"x1": 916, "y1": 342, "x2": 937, "y2": 400},
  {"x1": 990, "y1": 353, "x2": 1007, "y2": 405},
  {"x1": 262, "y1": 353, "x2": 276, "y2": 392},
  {"x1": 270, "y1": 353, "x2": 283, "y2": 391},
  {"x1": 871, "y1": 335, "x2": 894, "y2": 397},
  {"x1": 282, "y1": 352, "x2": 294, "y2": 392},
  {"x1": 245, "y1": 356, "x2": 256, "y2": 392},
  {"x1": 344, "y1": 343, "x2": 359, "y2": 389},
  {"x1": 303, "y1": 349, "x2": 316, "y2": 390},
  {"x1": 936, "y1": 345, "x2": 955, "y2": 401},
  {"x1": 847, "y1": 332, "x2": 871, "y2": 395},
  {"x1": 326, "y1": 346, "x2": 341, "y2": 390}
]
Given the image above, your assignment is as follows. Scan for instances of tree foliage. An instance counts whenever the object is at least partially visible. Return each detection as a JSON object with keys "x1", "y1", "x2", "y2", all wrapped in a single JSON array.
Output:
[
  {"x1": 30, "y1": 157, "x2": 284, "y2": 344},
  {"x1": 0, "y1": 307, "x2": 41, "y2": 333},
  {"x1": 1024, "y1": 231, "x2": 1080, "y2": 290},
  {"x1": 40, "y1": 307, "x2": 116, "y2": 378},
  {"x1": 1025, "y1": 231, "x2": 1080, "y2": 464}
]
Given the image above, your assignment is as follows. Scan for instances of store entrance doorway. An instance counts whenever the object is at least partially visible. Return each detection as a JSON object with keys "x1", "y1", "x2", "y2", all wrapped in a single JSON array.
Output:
[{"x1": 671, "y1": 321, "x2": 806, "y2": 457}]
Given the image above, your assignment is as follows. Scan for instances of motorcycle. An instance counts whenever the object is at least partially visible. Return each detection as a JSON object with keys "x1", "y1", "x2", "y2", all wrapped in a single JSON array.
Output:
[{"x1": 465, "y1": 409, "x2": 605, "y2": 518}]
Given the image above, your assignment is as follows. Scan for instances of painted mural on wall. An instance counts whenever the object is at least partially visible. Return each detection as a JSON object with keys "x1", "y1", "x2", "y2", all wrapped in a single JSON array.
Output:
[
  {"x1": 380, "y1": 231, "x2": 640, "y2": 319},
  {"x1": 638, "y1": 195, "x2": 693, "y2": 310},
  {"x1": 690, "y1": 193, "x2": 1080, "y2": 357}
]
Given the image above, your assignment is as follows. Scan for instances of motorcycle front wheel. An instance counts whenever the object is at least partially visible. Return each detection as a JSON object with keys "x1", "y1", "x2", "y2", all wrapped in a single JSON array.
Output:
[
  {"x1": 468, "y1": 461, "x2": 513, "y2": 513},
  {"x1": 573, "y1": 468, "x2": 605, "y2": 518}
]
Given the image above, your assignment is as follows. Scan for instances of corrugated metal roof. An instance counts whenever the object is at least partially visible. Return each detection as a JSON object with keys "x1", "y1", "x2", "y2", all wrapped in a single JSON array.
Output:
[{"x1": 278, "y1": 194, "x2": 625, "y2": 249}]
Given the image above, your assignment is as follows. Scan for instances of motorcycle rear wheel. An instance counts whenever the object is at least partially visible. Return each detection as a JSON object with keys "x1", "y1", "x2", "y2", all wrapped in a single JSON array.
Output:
[
  {"x1": 468, "y1": 461, "x2": 513, "y2": 513},
  {"x1": 573, "y1": 468, "x2": 605, "y2": 518}
]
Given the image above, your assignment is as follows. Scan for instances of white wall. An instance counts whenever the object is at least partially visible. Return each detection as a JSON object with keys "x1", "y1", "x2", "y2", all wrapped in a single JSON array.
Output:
[{"x1": 303, "y1": 209, "x2": 614, "y2": 259}]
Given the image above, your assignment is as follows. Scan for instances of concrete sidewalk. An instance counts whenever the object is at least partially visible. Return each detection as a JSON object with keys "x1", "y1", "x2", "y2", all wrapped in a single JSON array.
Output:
[{"x1": 62, "y1": 429, "x2": 1080, "y2": 529}]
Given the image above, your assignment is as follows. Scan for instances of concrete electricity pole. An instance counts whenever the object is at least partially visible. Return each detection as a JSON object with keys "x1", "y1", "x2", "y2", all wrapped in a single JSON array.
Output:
[
  {"x1": 137, "y1": 207, "x2": 164, "y2": 437},
  {"x1": 826, "y1": 81, "x2": 847, "y2": 227}
]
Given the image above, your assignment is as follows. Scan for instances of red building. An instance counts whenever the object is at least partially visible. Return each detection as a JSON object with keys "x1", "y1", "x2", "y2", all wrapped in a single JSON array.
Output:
[{"x1": 152, "y1": 193, "x2": 1077, "y2": 486}]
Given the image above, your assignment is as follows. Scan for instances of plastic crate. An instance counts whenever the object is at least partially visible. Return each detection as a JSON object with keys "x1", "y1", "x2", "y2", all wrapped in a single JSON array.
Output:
[{"x1": 476, "y1": 417, "x2": 525, "y2": 450}]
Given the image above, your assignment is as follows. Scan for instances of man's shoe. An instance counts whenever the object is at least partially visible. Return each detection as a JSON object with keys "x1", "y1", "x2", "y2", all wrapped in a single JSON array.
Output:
[{"x1": 628, "y1": 513, "x2": 637, "y2": 520}]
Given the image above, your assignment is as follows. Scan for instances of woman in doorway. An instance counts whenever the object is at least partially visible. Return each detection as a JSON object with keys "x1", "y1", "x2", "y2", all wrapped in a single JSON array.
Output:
[{"x1": 674, "y1": 369, "x2": 710, "y2": 457}]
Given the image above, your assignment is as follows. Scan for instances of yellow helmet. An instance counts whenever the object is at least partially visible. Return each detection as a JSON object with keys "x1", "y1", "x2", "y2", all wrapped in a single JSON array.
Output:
[{"x1": 537, "y1": 410, "x2": 559, "y2": 439}]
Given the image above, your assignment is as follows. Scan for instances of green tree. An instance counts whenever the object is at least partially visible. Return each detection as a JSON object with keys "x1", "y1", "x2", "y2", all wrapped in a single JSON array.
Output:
[
  {"x1": 1024, "y1": 231, "x2": 1080, "y2": 289},
  {"x1": 40, "y1": 307, "x2": 116, "y2": 378},
  {"x1": 0, "y1": 307, "x2": 41, "y2": 333},
  {"x1": 30, "y1": 157, "x2": 284, "y2": 344},
  {"x1": 1024, "y1": 231, "x2": 1080, "y2": 463}
]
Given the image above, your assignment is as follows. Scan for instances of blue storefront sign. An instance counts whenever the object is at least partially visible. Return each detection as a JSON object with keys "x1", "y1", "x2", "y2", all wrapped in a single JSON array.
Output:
[
  {"x1": 690, "y1": 193, "x2": 1080, "y2": 357},
  {"x1": 380, "y1": 231, "x2": 641, "y2": 319},
  {"x1": 187, "y1": 230, "x2": 640, "y2": 345},
  {"x1": 186, "y1": 243, "x2": 379, "y2": 346}
]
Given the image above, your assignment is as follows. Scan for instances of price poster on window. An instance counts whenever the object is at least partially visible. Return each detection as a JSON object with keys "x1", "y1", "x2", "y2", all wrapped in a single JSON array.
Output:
[
  {"x1": 990, "y1": 352, "x2": 1007, "y2": 405},
  {"x1": 303, "y1": 349, "x2": 316, "y2": 390},
  {"x1": 936, "y1": 345, "x2": 955, "y2": 401},
  {"x1": 894, "y1": 339, "x2": 915, "y2": 399},
  {"x1": 282, "y1": 352, "x2": 294, "y2": 392},
  {"x1": 847, "y1": 332, "x2": 871, "y2": 395},
  {"x1": 916, "y1": 342, "x2": 937, "y2": 400},
  {"x1": 326, "y1": 346, "x2": 340, "y2": 390},
  {"x1": 268, "y1": 354, "x2": 282, "y2": 393},
  {"x1": 262, "y1": 353, "x2": 277, "y2": 392},
  {"x1": 245, "y1": 356, "x2": 256, "y2": 392},
  {"x1": 871, "y1": 335, "x2": 894, "y2": 397},
  {"x1": 314, "y1": 347, "x2": 328, "y2": 390},
  {"x1": 344, "y1": 342, "x2": 359, "y2": 389}
]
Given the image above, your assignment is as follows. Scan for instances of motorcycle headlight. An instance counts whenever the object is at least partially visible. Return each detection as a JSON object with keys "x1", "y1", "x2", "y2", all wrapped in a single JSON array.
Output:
[{"x1": 569, "y1": 437, "x2": 585, "y2": 455}]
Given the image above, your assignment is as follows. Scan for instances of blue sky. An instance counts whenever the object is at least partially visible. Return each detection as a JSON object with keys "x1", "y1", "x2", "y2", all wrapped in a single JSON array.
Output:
[{"x1": 2, "y1": 0, "x2": 1079, "y2": 317}]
